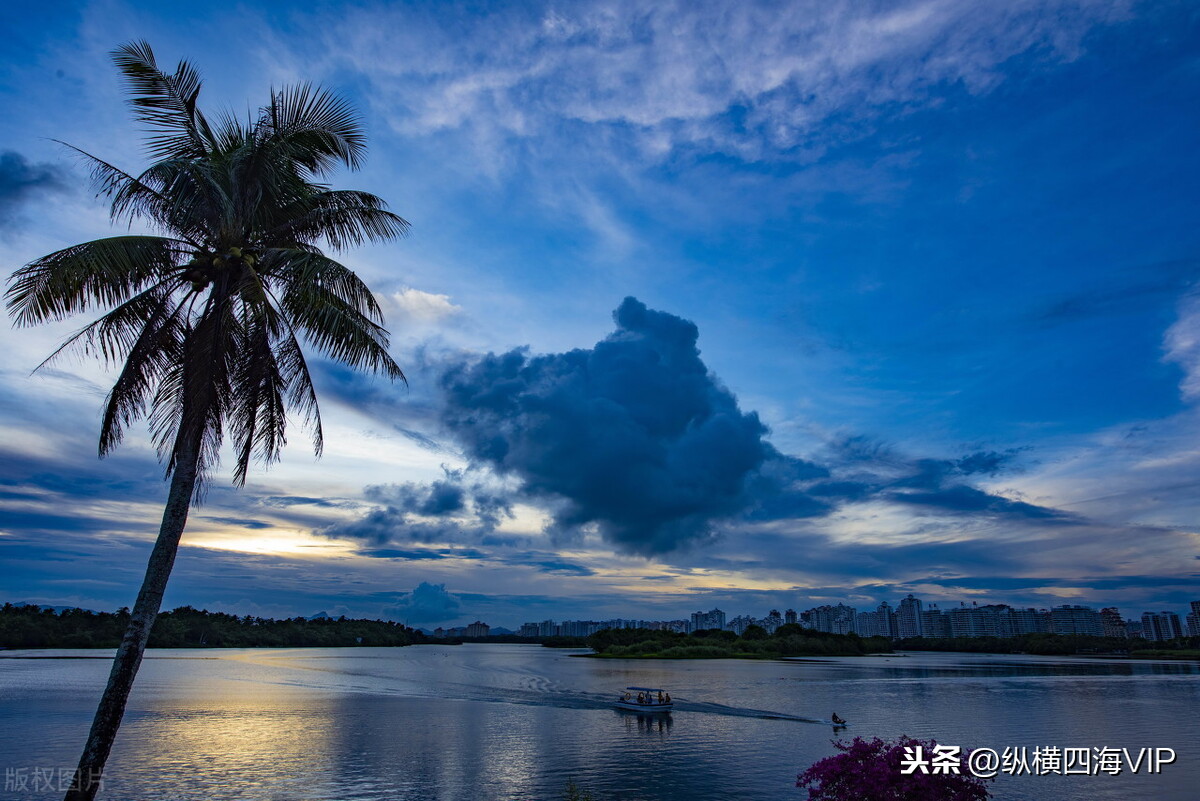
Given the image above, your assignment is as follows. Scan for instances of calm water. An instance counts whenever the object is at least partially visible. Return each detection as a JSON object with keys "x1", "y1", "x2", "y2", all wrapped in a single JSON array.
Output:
[{"x1": 0, "y1": 645, "x2": 1196, "y2": 800}]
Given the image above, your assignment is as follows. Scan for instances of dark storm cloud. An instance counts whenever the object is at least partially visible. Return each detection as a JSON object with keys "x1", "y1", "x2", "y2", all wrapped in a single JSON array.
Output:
[
  {"x1": 886, "y1": 484, "x2": 1069, "y2": 520},
  {"x1": 0, "y1": 150, "x2": 68, "y2": 227},
  {"x1": 366, "y1": 477, "x2": 466, "y2": 516},
  {"x1": 438, "y1": 297, "x2": 823, "y2": 554},
  {"x1": 384, "y1": 581, "x2": 461, "y2": 623},
  {"x1": 814, "y1": 438, "x2": 1069, "y2": 523},
  {"x1": 323, "y1": 506, "x2": 454, "y2": 545},
  {"x1": 524, "y1": 559, "x2": 594, "y2": 575},
  {"x1": 321, "y1": 471, "x2": 512, "y2": 547},
  {"x1": 315, "y1": 298, "x2": 1069, "y2": 557},
  {"x1": 355, "y1": 539, "x2": 593, "y2": 575},
  {"x1": 360, "y1": 547, "x2": 488, "y2": 560},
  {"x1": 741, "y1": 455, "x2": 833, "y2": 521},
  {"x1": 954, "y1": 450, "x2": 1022, "y2": 476}
]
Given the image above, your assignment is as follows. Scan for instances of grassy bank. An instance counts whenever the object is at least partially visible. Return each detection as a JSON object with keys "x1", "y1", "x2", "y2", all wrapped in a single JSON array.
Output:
[{"x1": 578, "y1": 624, "x2": 891, "y2": 659}]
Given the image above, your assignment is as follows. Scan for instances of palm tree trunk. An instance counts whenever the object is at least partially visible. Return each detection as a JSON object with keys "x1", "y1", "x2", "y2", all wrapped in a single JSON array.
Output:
[{"x1": 63, "y1": 431, "x2": 202, "y2": 801}]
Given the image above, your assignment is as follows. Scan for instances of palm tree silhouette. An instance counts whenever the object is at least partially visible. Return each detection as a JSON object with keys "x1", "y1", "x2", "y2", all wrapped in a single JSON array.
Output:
[{"x1": 5, "y1": 41, "x2": 408, "y2": 800}]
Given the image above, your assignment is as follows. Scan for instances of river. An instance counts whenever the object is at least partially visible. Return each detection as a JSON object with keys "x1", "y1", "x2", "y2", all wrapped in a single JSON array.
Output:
[{"x1": 1, "y1": 645, "x2": 1196, "y2": 799}]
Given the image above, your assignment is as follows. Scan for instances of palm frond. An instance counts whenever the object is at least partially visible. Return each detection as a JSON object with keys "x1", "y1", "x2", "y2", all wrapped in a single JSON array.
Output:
[
  {"x1": 263, "y1": 249, "x2": 386, "y2": 318},
  {"x1": 14, "y1": 43, "x2": 408, "y2": 493},
  {"x1": 259, "y1": 279, "x2": 325, "y2": 458},
  {"x1": 97, "y1": 290, "x2": 189, "y2": 455},
  {"x1": 36, "y1": 281, "x2": 181, "y2": 370},
  {"x1": 264, "y1": 190, "x2": 410, "y2": 251},
  {"x1": 276, "y1": 325, "x2": 324, "y2": 456},
  {"x1": 111, "y1": 40, "x2": 214, "y2": 160},
  {"x1": 280, "y1": 276, "x2": 404, "y2": 381},
  {"x1": 260, "y1": 83, "x2": 367, "y2": 174},
  {"x1": 6, "y1": 236, "x2": 186, "y2": 325},
  {"x1": 132, "y1": 158, "x2": 227, "y2": 242},
  {"x1": 228, "y1": 273, "x2": 289, "y2": 485}
]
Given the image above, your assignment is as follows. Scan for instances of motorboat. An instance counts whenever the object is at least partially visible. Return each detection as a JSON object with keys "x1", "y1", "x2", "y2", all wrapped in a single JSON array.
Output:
[{"x1": 615, "y1": 686, "x2": 673, "y2": 713}]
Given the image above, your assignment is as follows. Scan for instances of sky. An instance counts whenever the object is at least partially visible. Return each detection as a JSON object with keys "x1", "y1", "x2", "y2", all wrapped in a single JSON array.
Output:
[{"x1": 1, "y1": 0, "x2": 1198, "y2": 629}]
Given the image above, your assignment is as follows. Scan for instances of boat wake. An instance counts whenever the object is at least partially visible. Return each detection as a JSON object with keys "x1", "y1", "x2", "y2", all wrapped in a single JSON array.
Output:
[
  {"x1": 221, "y1": 650, "x2": 835, "y2": 723},
  {"x1": 671, "y1": 699, "x2": 826, "y2": 723}
]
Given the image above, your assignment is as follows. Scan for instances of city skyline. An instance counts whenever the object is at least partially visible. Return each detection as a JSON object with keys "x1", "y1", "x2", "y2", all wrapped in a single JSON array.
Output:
[
  {"x1": 2, "y1": 2, "x2": 1200, "y2": 626},
  {"x1": 506, "y1": 594, "x2": 1200, "y2": 637},
  {"x1": 508, "y1": 595, "x2": 1199, "y2": 641}
]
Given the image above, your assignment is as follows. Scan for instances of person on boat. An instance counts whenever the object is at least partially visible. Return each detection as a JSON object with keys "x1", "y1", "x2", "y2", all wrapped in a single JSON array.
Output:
[
  {"x1": 657, "y1": 691, "x2": 664, "y2": 704},
  {"x1": 664, "y1": 693, "x2": 671, "y2": 704},
  {"x1": 831, "y1": 712, "x2": 846, "y2": 725},
  {"x1": 637, "y1": 692, "x2": 645, "y2": 704}
]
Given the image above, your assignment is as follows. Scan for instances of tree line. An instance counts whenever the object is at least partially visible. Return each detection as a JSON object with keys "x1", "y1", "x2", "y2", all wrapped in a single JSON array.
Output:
[
  {"x1": 579, "y1": 623, "x2": 893, "y2": 658},
  {"x1": 0, "y1": 604, "x2": 426, "y2": 649}
]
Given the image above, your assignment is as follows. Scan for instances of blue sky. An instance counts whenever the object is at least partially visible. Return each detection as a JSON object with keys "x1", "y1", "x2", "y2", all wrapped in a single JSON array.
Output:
[{"x1": 1, "y1": 0, "x2": 1198, "y2": 628}]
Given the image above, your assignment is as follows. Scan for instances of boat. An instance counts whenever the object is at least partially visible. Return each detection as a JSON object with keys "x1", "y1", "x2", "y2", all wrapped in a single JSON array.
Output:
[{"x1": 615, "y1": 686, "x2": 674, "y2": 713}]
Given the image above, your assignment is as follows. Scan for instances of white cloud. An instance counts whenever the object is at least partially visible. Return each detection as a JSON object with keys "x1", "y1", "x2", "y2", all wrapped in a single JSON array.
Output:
[
  {"x1": 382, "y1": 287, "x2": 463, "y2": 325},
  {"x1": 1164, "y1": 291, "x2": 1200, "y2": 401},
  {"x1": 325, "y1": 0, "x2": 1139, "y2": 162}
]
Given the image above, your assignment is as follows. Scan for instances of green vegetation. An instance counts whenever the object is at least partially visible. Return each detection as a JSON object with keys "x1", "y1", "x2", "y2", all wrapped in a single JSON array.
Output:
[
  {"x1": 896, "y1": 633, "x2": 1200, "y2": 657},
  {"x1": 582, "y1": 624, "x2": 891, "y2": 659},
  {"x1": 0, "y1": 604, "x2": 424, "y2": 649}
]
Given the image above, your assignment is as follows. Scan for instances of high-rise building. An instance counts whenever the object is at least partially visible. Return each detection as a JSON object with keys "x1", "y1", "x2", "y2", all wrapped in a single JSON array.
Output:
[
  {"x1": 1004, "y1": 608, "x2": 1049, "y2": 635},
  {"x1": 690, "y1": 608, "x2": 726, "y2": 632},
  {"x1": 1141, "y1": 611, "x2": 1183, "y2": 642},
  {"x1": 1049, "y1": 605, "x2": 1103, "y2": 636},
  {"x1": 1099, "y1": 608, "x2": 1127, "y2": 638},
  {"x1": 784, "y1": 609, "x2": 798, "y2": 626},
  {"x1": 465, "y1": 621, "x2": 490, "y2": 637},
  {"x1": 897, "y1": 594, "x2": 924, "y2": 638},
  {"x1": 807, "y1": 604, "x2": 857, "y2": 635},
  {"x1": 726, "y1": 615, "x2": 755, "y2": 635},
  {"x1": 947, "y1": 603, "x2": 1000, "y2": 638},
  {"x1": 920, "y1": 605, "x2": 949, "y2": 637},
  {"x1": 763, "y1": 610, "x2": 784, "y2": 634},
  {"x1": 537, "y1": 619, "x2": 559, "y2": 637},
  {"x1": 855, "y1": 610, "x2": 879, "y2": 637},
  {"x1": 875, "y1": 601, "x2": 897, "y2": 638},
  {"x1": 1187, "y1": 601, "x2": 1200, "y2": 638},
  {"x1": 559, "y1": 620, "x2": 600, "y2": 637}
]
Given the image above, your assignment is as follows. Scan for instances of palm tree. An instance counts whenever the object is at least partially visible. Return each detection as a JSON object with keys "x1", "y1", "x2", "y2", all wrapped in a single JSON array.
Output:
[{"x1": 5, "y1": 41, "x2": 408, "y2": 801}]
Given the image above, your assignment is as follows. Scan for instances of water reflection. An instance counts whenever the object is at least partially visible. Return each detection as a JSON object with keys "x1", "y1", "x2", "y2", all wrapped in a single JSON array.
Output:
[
  {"x1": 782, "y1": 653, "x2": 1200, "y2": 682},
  {"x1": 1, "y1": 647, "x2": 1197, "y2": 801},
  {"x1": 617, "y1": 709, "x2": 673, "y2": 737}
]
